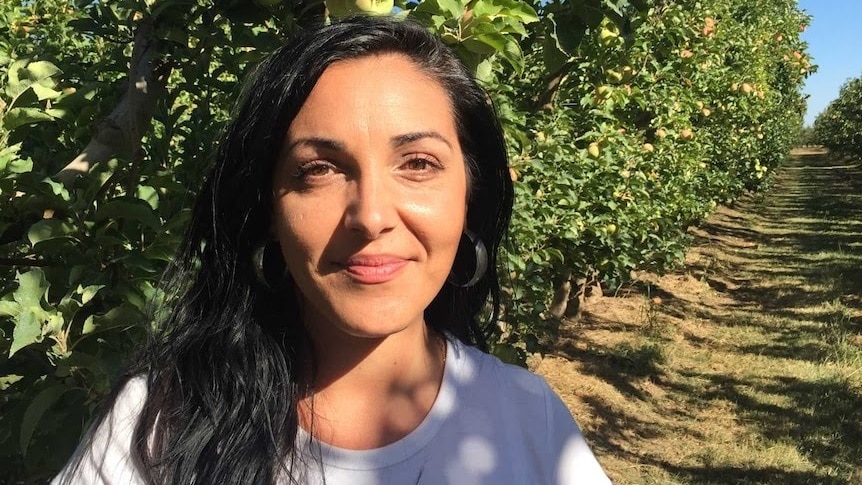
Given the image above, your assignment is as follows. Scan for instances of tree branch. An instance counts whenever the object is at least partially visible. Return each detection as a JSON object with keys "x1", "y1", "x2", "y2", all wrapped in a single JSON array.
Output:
[
  {"x1": 533, "y1": 61, "x2": 575, "y2": 112},
  {"x1": 55, "y1": 19, "x2": 171, "y2": 187},
  {"x1": 0, "y1": 257, "x2": 54, "y2": 267}
]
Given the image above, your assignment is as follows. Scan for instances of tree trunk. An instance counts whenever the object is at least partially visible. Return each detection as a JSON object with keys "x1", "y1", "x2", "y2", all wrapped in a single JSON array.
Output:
[
  {"x1": 55, "y1": 19, "x2": 170, "y2": 187},
  {"x1": 548, "y1": 268, "x2": 573, "y2": 319}
]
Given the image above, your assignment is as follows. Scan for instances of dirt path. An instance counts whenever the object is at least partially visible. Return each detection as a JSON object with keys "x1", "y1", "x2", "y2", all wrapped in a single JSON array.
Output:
[{"x1": 534, "y1": 148, "x2": 862, "y2": 485}]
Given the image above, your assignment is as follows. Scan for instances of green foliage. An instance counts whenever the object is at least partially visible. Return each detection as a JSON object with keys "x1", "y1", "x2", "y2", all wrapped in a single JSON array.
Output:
[
  {"x1": 813, "y1": 76, "x2": 862, "y2": 157},
  {"x1": 0, "y1": 0, "x2": 811, "y2": 480},
  {"x1": 486, "y1": 0, "x2": 811, "y2": 356}
]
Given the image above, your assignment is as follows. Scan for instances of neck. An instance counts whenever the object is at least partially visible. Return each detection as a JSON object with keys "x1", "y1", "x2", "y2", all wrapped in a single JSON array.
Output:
[
  {"x1": 297, "y1": 316, "x2": 447, "y2": 449},
  {"x1": 308, "y1": 322, "x2": 443, "y2": 392}
]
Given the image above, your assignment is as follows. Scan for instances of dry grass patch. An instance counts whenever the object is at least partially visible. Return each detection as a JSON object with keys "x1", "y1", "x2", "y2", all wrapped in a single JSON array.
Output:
[{"x1": 534, "y1": 150, "x2": 862, "y2": 484}]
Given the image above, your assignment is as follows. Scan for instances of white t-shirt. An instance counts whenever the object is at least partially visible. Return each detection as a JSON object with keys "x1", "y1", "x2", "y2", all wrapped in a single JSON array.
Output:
[{"x1": 54, "y1": 338, "x2": 612, "y2": 484}]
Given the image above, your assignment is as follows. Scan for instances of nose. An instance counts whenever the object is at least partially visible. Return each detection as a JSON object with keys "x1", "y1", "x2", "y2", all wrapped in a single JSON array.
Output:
[{"x1": 343, "y1": 172, "x2": 397, "y2": 240}]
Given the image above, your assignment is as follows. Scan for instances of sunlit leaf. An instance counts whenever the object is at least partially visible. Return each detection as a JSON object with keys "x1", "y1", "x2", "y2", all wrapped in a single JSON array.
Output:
[
  {"x1": 28, "y1": 220, "x2": 75, "y2": 246},
  {"x1": 2, "y1": 107, "x2": 57, "y2": 131},
  {"x1": 10, "y1": 308, "x2": 45, "y2": 357}
]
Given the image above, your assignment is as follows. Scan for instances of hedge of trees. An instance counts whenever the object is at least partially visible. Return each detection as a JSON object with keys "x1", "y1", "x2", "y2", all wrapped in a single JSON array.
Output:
[
  {"x1": 813, "y1": 75, "x2": 862, "y2": 157},
  {"x1": 0, "y1": 0, "x2": 811, "y2": 479}
]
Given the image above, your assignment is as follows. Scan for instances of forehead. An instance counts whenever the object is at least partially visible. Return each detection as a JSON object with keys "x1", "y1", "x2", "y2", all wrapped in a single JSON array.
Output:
[{"x1": 286, "y1": 54, "x2": 457, "y2": 139}]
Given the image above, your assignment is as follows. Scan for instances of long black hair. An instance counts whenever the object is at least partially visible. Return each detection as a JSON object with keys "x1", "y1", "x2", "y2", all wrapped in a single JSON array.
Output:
[{"x1": 66, "y1": 16, "x2": 513, "y2": 484}]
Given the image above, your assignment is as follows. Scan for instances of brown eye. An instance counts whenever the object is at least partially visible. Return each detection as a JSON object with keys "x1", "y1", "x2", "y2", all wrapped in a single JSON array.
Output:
[
  {"x1": 294, "y1": 161, "x2": 336, "y2": 179},
  {"x1": 402, "y1": 156, "x2": 442, "y2": 172}
]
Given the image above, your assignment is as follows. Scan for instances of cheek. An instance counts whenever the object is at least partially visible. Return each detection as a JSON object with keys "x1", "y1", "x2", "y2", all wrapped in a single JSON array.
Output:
[
  {"x1": 273, "y1": 199, "x2": 324, "y2": 263},
  {"x1": 414, "y1": 195, "x2": 467, "y2": 253}
]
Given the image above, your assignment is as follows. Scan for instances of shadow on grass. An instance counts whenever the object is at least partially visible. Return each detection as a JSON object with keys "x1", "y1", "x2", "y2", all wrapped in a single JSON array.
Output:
[
  {"x1": 548, "y1": 151, "x2": 862, "y2": 484},
  {"x1": 554, "y1": 338, "x2": 667, "y2": 401},
  {"x1": 658, "y1": 465, "x2": 851, "y2": 485},
  {"x1": 662, "y1": 370, "x2": 862, "y2": 485}
]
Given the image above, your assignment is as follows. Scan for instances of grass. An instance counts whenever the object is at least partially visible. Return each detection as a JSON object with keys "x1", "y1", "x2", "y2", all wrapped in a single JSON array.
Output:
[{"x1": 534, "y1": 148, "x2": 862, "y2": 485}]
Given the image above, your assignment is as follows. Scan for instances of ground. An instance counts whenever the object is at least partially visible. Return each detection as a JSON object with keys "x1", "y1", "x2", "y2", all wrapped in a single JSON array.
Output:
[{"x1": 533, "y1": 148, "x2": 862, "y2": 485}]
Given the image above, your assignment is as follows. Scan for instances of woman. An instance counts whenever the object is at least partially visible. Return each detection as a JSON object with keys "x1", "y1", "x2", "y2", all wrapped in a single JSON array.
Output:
[{"x1": 55, "y1": 16, "x2": 611, "y2": 484}]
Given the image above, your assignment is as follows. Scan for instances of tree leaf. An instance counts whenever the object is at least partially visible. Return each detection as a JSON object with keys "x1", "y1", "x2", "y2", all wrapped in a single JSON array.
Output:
[
  {"x1": 542, "y1": 25, "x2": 570, "y2": 74},
  {"x1": 136, "y1": 185, "x2": 159, "y2": 210},
  {"x1": 25, "y1": 61, "x2": 63, "y2": 83},
  {"x1": 462, "y1": 32, "x2": 507, "y2": 55},
  {"x1": 28, "y1": 219, "x2": 75, "y2": 246},
  {"x1": 416, "y1": 0, "x2": 464, "y2": 19},
  {"x1": 0, "y1": 143, "x2": 23, "y2": 168},
  {"x1": 0, "y1": 374, "x2": 24, "y2": 391},
  {"x1": 547, "y1": 11, "x2": 587, "y2": 55},
  {"x1": 0, "y1": 300, "x2": 19, "y2": 317},
  {"x1": 81, "y1": 315, "x2": 96, "y2": 335},
  {"x1": 13, "y1": 270, "x2": 47, "y2": 308},
  {"x1": 471, "y1": 0, "x2": 503, "y2": 19},
  {"x1": 2, "y1": 107, "x2": 57, "y2": 131},
  {"x1": 20, "y1": 384, "x2": 70, "y2": 455},
  {"x1": 575, "y1": 1, "x2": 604, "y2": 29},
  {"x1": 475, "y1": 58, "x2": 494, "y2": 83},
  {"x1": 82, "y1": 303, "x2": 143, "y2": 336},
  {"x1": 10, "y1": 307, "x2": 45, "y2": 357},
  {"x1": 78, "y1": 285, "x2": 105, "y2": 305},
  {"x1": 10, "y1": 157, "x2": 34, "y2": 173},
  {"x1": 495, "y1": 0, "x2": 538, "y2": 23},
  {"x1": 44, "y1": 107, "x2": 73, "y2": 120},
  {"x1": 499, "y1": 37, "x2": 524, "y2": 72},
  {"x1": 40, "y1": 178, "x2": 71, "y2": 201},
  {"x1": 94, "y1": 198, "x2": 162, "y2": 230},
  {"x1": 4, "y1": 59, "x2": 30, "y2": 99},
  {"x1": 3, "y1": 155, "x2": 34, "y2": 174},
  {"x1": 31, "y1": 84, "x2": 62, "y2": 101}
]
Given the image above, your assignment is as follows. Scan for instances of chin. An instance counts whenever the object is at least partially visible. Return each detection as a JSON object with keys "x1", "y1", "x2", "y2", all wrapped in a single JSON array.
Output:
[
  {"x1": 304, "y1": 298, "x2": 425, "y2": 342},
  {"x1": 337, "y1": 311, "x2": 423, "y2": 339}
]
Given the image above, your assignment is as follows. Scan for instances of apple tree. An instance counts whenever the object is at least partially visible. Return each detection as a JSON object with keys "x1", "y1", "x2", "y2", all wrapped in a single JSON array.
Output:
[{"x1": 813, "y1": 76, "x2": 862, "y2": 157}]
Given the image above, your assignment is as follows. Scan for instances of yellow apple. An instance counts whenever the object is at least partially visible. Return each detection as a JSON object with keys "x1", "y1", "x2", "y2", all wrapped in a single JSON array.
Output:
[
  {"x1": 599, "y1": 27, "x2": 619, "y2": 47},
  {"x1": 327, "y1": 0, "x2": 393, "y2": 17},
  {"x1": 356, "y1": 0, "x2": 393, "y2": 13},
  {"x1": 606, "y1": 69, "x2": 624, "y2": 83}
]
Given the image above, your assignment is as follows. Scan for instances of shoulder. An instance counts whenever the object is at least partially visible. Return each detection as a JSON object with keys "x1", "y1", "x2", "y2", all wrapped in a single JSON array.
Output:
[
  {"x1": 52, "y1": 377, "x2": 148, "y2": 485},
  {"x1": 448, "y1": 339, "x2": 613, "y2": 484},
  {"x1": 450, "y1": 339, "x2": 561, "y2": 410},
  {"x1": 96, "y1": 376, "x2": 148, "y2": 440}
]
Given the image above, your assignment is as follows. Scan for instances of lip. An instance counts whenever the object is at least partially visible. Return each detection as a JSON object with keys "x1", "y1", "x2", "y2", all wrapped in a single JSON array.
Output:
[{"x1": 338, "y1": 254, "x2": 409, "y2": 284}]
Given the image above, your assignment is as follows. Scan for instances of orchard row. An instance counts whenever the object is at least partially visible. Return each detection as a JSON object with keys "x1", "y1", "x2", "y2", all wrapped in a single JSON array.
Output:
[{"x1": 813, "y1": 76, "x2": 862, "y2": 158}]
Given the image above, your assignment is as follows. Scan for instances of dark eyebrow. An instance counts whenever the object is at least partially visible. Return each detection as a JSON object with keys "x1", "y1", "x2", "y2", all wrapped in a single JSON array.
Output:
[
  {"x1": 390, "y1": 131, "x2": 453, "y2": 151},
  {"x1": 286, "y1": 137, "x2": 346, "y2": 153}
]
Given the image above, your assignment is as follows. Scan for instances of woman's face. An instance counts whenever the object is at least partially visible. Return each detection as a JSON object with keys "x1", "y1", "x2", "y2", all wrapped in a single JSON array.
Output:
[{"x1": 272, "y1": 54, "x2": 468, "y2": 340}]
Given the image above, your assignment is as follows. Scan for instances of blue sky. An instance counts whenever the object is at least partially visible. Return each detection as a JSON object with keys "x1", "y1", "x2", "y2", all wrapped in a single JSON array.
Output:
[{"x1": 798, "y1": 0, "x2": 862, "y2": 126}]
